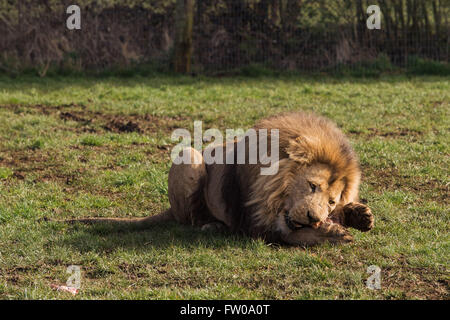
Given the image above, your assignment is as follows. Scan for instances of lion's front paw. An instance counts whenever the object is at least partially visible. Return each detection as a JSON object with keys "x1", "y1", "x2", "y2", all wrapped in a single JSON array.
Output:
[
  {"x1": 319, "y1": 222, "x2": 354, "y2": 244},
  {"x1": 343, "y1": 202, "x2": 374, "y2": 232},
  {"x1": 282, "y1": 222, "x2": 353, "y2": 246}
]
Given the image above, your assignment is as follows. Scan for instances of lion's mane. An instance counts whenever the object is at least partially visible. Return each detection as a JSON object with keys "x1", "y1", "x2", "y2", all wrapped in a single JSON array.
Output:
[{"x1": 220, "y1": 112, "x2": 361, "y2": 238}]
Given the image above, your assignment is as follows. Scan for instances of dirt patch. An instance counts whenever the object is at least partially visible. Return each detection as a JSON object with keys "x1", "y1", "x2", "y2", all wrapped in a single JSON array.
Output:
[
  {"x1": 1, "y1": 104, "x2": 185, "y2": 135},
  {"x1": 0, "y1": 148, "x2": 84, "y2": 186},
  {"x1": 117, "y1": 263, "x2": 154, "y2": 280},
  {"x1": 60, "y1": 111, "x2": 91, "y2": 124},
  {"x1": 362, "y1": 165, "x2": 449, "y2": 204},
  {"x1": 57, "y1": 109, "x2": 163, "y2": 134},
  {"x1": 348, "y1": 127, "x2": 424, "y2": 140},
  {"x1": 0, "y1": 149, "x2": 53, "y2": 169},
  {"x1": 381, "y1": 260, "x2": 449, "y2": 299},
  {"x1": 371, "y1": 128, "x2": 423, "y2": 138},
  {"x1": 362, "y1": 166, "x2": 403, "y2": 187},
  {"x1": 102, "y1": 119, "x2": 142, "y2": 133}
]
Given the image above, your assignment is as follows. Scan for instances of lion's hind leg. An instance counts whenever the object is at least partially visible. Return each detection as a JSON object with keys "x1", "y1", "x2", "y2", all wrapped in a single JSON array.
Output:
[
  {"x1": 201, "y1": 221, "x2": 229, "y2": 233},
  {"x1": 168, "y1": 147, "x2": 211, "y2": 226}
]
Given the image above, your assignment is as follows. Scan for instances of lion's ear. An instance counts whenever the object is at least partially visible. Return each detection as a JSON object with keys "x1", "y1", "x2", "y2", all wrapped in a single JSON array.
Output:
[{"x1": 286, "y1": 136, "x2": 314, "y2": 164}]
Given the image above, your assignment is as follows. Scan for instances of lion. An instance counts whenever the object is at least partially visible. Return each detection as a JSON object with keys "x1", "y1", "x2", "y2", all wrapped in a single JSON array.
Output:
[{"x1": 66, "y1": 111, "x2": 374, "y2": 246}]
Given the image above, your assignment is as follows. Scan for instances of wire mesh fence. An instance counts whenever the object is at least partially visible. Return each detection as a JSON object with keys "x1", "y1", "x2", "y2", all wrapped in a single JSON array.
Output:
[{"x1": 0, "y1": 0, "x2": 448, "y2": 75}]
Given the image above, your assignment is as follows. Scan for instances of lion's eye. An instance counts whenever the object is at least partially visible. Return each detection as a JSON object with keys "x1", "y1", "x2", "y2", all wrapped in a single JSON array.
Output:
[
  {"x1": 329, "y1": 199, "x2": 335, "y2": 205},
  {"x1": 308, "y1": 182, "x2": 316, "y2": 193}
]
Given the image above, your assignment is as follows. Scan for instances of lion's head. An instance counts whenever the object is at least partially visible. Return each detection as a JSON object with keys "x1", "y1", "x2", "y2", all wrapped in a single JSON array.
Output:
[
  {"x1": 281, "y1": 162, "x2": 345, "y2": 231},
  {"x1": 246, "y1": 112, "x2": 361, "y2": 236}
]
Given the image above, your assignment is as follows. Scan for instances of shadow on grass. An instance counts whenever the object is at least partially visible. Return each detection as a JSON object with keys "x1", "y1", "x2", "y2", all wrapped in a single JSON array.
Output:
[{"x1": 49, "y1": 221, "x2": 259, "y2": 254}]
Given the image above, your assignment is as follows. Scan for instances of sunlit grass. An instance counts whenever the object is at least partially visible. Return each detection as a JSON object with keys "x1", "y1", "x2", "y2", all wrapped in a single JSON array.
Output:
[{"x1": 0, "y1": 74, "x2": 448, "y2": 299}]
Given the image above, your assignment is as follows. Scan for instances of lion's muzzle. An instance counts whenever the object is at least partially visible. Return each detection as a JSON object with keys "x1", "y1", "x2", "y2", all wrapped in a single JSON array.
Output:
[
  {"x1": 284, "y1": 211, "x2": 323, "y2": 231},
  {"x1": 284, "y1": 211, "x2": 307, "y2": 231}
]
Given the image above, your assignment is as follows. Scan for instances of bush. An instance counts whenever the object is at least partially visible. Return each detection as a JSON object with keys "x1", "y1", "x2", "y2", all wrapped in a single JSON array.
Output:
[
  {"x1": 407, "y1": 56, "x2": 450, "y2": 76},
  {"x1": 332, "y1": 54, "x2": 396, "y2": 78}
]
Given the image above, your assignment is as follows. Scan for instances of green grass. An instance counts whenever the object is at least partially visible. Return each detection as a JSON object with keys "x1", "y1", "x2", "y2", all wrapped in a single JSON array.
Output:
[{"x1": 0, "y1": 74, "x2": 448, "y2": 299}]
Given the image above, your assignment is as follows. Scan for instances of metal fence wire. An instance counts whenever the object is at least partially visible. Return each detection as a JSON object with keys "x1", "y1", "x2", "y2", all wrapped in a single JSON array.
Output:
[{"x1": 0, "y1": 0, "x2": 448, "y2": 74}]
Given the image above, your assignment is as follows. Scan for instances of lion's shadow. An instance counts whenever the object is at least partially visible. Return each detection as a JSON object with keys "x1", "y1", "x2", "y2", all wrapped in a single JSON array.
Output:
[{"x1": 49, "y1": 221, "x2": 259, "y2": 254}]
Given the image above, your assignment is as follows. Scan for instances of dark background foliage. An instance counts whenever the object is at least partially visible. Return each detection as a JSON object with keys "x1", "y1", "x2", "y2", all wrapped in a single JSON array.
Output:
[{"x1": 0, "y1": 0, "x2": 448, "y2": 75}]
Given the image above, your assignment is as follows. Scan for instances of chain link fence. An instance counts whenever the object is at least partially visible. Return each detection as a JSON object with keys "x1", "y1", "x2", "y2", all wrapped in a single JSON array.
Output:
[{"x1": 0, "y1": 0, "x2": 448, "y2": 75}]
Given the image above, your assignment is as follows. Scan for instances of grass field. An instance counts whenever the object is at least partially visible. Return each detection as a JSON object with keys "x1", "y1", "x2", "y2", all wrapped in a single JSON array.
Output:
[{"x1": 0, "y1": 74, "x2": 448, "y2": 299}]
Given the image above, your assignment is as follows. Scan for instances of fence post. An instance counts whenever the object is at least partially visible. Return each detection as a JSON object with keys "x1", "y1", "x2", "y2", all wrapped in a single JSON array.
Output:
[{"x1": 174, "y1": 0, "x2": 194, "y2": 73}]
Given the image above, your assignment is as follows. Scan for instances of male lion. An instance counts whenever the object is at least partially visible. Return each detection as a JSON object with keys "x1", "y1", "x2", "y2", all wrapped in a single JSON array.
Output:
[{"x1": 68, "y1": 112, "x2": 374, "y2": 246}]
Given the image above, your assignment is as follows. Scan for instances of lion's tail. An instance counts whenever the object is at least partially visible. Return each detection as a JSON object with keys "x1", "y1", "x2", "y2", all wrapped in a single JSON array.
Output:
[{"x1": 57, "y1": 209, "x2": 174, "y2": 231}]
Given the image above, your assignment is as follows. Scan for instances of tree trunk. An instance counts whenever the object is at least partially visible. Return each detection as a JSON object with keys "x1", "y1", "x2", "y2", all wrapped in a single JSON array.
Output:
[
  {"x1": 271, "y1": 0, "x2": 281, "y2": 27},
  {"x1": 421, "y1": 0, "x2": 430, "y2": 40},
  {"x1": 355, "y1": 0, "x2": 365, "y2": 43},
  {"x1": 174, "y1": 0, "x2": 194, "y2": 73},
  {"x1": 431, "y1": 0, "x2": 441, "y2": 36},
  {"x1": 380, "y1": 0, "x2": 393, "y2": 41}
]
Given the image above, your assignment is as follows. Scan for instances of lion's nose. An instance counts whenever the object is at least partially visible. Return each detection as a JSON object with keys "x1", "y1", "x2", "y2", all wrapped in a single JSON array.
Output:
[{"x1": 307, "y1": 210, "x2": 321, "y2": 223}]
